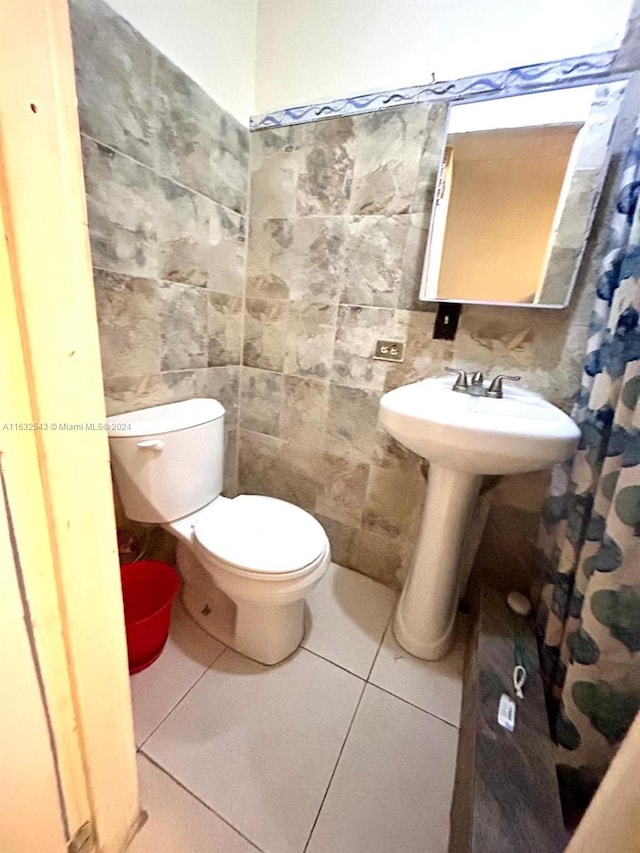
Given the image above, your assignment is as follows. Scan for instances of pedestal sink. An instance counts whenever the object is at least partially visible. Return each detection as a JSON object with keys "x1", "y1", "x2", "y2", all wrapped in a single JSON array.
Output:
[{"x1": 379, "y1": 375, "x2": 580, "y2": 660}]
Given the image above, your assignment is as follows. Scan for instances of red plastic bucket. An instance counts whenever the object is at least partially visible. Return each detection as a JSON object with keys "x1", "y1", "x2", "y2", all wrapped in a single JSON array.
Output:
[{"x1": 120, "y1": 560, "x2": 180, "y2": 674}]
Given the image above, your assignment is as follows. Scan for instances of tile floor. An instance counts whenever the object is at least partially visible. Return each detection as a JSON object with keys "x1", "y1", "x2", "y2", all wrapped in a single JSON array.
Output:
[{"x1": 129, "y1": 563, "x2": 468, "y2": 853}]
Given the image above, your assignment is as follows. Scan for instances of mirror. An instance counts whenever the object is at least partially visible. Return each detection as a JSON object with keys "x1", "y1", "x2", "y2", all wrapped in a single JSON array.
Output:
[{"x1": 419, "y1": 80, "x2": 627, "y2": 308}]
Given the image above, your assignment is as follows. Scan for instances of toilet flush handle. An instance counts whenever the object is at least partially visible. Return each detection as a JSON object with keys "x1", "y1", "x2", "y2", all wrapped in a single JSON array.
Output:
[{"x1": 137, "y1": 439, "x2": 164, "y2": 452}]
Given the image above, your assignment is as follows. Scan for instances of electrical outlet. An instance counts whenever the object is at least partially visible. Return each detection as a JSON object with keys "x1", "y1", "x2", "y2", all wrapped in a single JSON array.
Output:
[{"x1": 373, "y1": 340, "x2": 404, "y2": 362}]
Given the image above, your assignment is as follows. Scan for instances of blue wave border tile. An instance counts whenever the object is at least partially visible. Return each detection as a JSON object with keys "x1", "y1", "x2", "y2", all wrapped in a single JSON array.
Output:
[{"x1": 250, "y1": 50, "x2": 619, "y2": 130}]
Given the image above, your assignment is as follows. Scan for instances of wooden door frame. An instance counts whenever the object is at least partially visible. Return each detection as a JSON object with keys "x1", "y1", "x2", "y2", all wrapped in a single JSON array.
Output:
[{"x1": 0, "y1": 0, "x2": 139, "y2": 849}]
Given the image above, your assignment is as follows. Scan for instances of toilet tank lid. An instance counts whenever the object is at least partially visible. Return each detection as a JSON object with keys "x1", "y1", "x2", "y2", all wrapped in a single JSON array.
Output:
[{"x1": 106, "y1": 398, "x2": 224, "y2": 437}]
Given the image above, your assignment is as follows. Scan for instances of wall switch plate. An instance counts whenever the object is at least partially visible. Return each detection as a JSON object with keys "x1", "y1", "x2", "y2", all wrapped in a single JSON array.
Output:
[
  {"x1": 374, "y1": 339, "x2": 405, "y2": 362},
  {"x1": 433, "y1": 302, "x2": 461, "y2": 340}
]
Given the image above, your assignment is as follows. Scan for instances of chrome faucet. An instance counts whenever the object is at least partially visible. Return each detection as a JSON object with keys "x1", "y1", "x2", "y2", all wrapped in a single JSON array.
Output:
[
  {"x1": 445, "y1": 368, "x2": 468, "y2": 393},
  {"x1": 445, "y1": 368, "x2": 521, "y2": 398}
]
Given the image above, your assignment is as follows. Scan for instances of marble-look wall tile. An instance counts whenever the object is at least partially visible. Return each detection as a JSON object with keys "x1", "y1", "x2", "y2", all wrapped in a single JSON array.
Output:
[
  {"x1": 283, "y1": 301, "x2": 338, "y2": 379},
  {"x1": 74, "y1": 0, "x2": 248, "y2": 510},
  {"x1": 384, "y1": 310, "x2": 450, "y2": 389},
  {"x1": 238, "y1": 430, "x2": 320, "y2": 513},
  {"x1": 536, "y1": 246, "x2": 581, "y2": 306},
  {"x1": 325, "y1": 384, "x2": 380, "y2": 463},
  {"x1": 280, "y1": 376, "x2": 329, "y2": 447},
  {"x1": 362, "y1": 467, "x2": 425, "y2": 539},
  {"x1": 451, "y1": 305, "x2": 588, "y2": 408},
  {"x1": 158, "y1": 282, "x2": 207, "y2": 371},
  {"x1": 312, "y1": 514, "x2": 360, "y2": 569},
  {"x1": 243, "y1": 298, "x2": 289, "y2": 370},
  {"x1": 535, "y1": 136, "x2": 612, "y2": 309},
  {"x1": 349, "y1": 105, "x2": 430, "y2": 215},
  {"x1": 243, "y1": 108, "x2": 449, "y2": 587},
  {"x1": 250, "y1": 126, "x2": 301, "y2": 219},
  {"x1": 297, "y1": 117, "x2": 355, "y2": 215},
  {"x1": 194, "y1": 365, "x2": 240, "y2": 428},
  {"x1": 553, "y1": 168, "x2": 602, "y2": 249},
  {"x1": 246, "y1": 101, "x2": 583, "y2": 590},
  {"x1": 237, "y1": 427, "x2": 281, "y2": 470},
  {"x1": 217, "y1": 110, "x2": 250, "y2": 171},
  {"x1": 207, "y1": 293, "x2": 243, "y2": 367},
  {"x1": 222, "y1": 428, "x2": 239, "y2": 496},
  {"x1": 209, "y1": 144, "x2": 250, "y2": 218},
  {"x1": 412, "y1": 102, "x2": 449, "y2": 213},
  {"x1": 332, "y1": 306, "x2": 408, "y2": 391},
  {"x1": 154, "y1": 53, "x2": 247, "y2": 213},
  {"x1": 104, "y1": 368, "x2": 199, "y2": 416},
  {"x1": 240, "y1": 367, "x2": 283, "y2": 436},
  {"x1": 156, "y1": 179, "x2": 214, "y2": 287},
  {"x1": 238, "y1": 428, "x2": 285, "y2": 497},
  {"x1": 341, "y1": 216, "x2": 409, "y2": 307},
  {"x1": 372, "y1": 430, "x2": 423, "y2": 475},
  {"x1": 72, "y1": 0, "x2": 249, "y2": 216},
  {"x1": 396, "y1": 211, "x2": 436, "y2": 311},
  {"x1": 290, "y1": 218, "x2": 345, "y2": 301},
  {"x1": 315, "y1": 453, "x2": 369, "y2": 527},
  {"x1": 70, "y1": 0, "x2": 155, "y2": 168},
  {"x1": 93, "y1": 269, "x2": 161, "y2": 378},
  {"x1": 83, "y1": 133, "x2": 249, "y2": 294},
  {"x1": 210, "y1": 206, "x2": 247, "y2": 296},
  {"x1": 247, "y1": 218, "x2": 293, "y2": 299},
  {"x1": 355, "y1": 529, "x2": 413, "y2": 589},
  {"x1": 239, "y1": 82, "x2": 640, "y2": 590},
  {"x1": 82, "y1": 137, "x2": 159, "y2": 279},
  {"x1": 271, "y1": 442, "x2": 324, "y2": 513}
]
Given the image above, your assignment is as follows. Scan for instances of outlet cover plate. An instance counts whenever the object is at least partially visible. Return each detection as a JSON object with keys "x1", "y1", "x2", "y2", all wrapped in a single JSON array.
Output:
[{"x1": 374, "y1": 340, "x2": 405, "y2": 362}]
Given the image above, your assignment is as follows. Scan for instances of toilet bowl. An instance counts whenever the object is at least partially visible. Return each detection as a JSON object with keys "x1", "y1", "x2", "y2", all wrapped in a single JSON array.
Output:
[
  {"x1": 169, "y1": 494, "x2": 330, "y2": 664},
  {"x1": 107, "y1": 399, "x2": 330, "y2": 665}
]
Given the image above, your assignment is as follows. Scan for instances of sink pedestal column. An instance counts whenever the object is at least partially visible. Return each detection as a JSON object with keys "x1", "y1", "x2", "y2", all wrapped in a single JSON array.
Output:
[{"x1": 393, "y1": 463, "x2": 482, "y2": 660}]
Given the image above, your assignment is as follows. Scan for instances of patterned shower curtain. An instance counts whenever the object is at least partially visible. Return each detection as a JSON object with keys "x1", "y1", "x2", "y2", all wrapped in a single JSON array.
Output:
[{"x1": 536, "y1": 116, "x2": 640, "y2": 819}]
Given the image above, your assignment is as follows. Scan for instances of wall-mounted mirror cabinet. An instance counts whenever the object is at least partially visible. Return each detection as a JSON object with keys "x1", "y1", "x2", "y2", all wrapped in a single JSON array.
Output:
[{"x1": 419, "y1": 80, "x2": 628, "y2": 308}]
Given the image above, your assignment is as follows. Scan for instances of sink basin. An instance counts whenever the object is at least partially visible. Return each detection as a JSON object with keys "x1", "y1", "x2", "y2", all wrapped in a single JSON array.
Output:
[
  {"x1": 379, "y1": 375, "x2": 580, "y2": 475},
  {"x1": 379, "y1": 375, "x2": 580, "y2": 662}
]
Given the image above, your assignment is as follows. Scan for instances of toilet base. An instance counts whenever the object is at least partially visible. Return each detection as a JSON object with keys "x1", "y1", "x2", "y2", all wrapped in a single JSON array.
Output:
[
  {"x1": 176, "y1": 541, "x2": 326, "y2": 665},
  {"x1": 181, "y1": 584, "x2": 305, "y2": 665}
]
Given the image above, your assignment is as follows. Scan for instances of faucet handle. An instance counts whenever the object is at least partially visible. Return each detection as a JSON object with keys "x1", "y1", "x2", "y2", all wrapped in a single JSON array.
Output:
[
  {"x1": 486, "y1": 375, "x2": 521, "y2": 398},
  {"x1": 445, "y1": 367, "x2": 469, "y2": 393}
]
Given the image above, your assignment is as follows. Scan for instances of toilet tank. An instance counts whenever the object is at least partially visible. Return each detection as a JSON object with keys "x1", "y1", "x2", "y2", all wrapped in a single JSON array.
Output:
[{"x1": 107, "y1": 399, "x2": 225, "y2": 524}]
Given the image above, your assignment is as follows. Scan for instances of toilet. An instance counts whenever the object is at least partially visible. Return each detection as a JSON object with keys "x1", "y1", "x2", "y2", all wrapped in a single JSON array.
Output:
[{"x1": 107, "y1": 398, "x2": 330, "y2": 665}]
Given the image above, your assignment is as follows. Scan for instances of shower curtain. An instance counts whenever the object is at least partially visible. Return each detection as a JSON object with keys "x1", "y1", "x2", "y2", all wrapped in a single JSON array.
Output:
[{"x1": 536, "y1": 115, "x2": 640, "y2": 819}]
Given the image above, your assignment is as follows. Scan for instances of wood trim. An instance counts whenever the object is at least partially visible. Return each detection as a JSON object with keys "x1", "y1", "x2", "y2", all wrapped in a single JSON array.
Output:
[
  {"x1": 0, "y1": 159, "x2": 91, "y2": 846},
  {"x1": 0, "y1": 0, "x2": 139, "y2": 849},
  {"x1": 0, "y1": 461, "x2": 68, "y2": 852}
]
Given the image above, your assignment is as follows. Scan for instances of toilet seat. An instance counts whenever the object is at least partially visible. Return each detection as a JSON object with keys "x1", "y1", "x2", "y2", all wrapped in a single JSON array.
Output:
[{"x1": 193, "y1": 495, "x2": 328, "y2": 580}]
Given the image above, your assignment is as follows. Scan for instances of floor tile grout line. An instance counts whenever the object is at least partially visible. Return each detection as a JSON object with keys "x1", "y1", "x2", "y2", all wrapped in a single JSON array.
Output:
[
  {"x1": 137, "y1": 570, "x2": 461, "y2": 843},
  {"x1": 364, "y1": 602, "x2": 397, "y2": 683},
  {"x1": 363, "y1": 604, "x2": 463, "y2": 729},
  {"x1": 300, "y1": 645, "x2": 367, "y2": 682},
  {"x1": 138, "y1": 751, "x2": 265, "y2": 853},
  {"x1": 137, "y1": 643, "x2": 228, "y2": 749},
  {"x1": 302, "y1": 679, "x2": 368, "y2": 853},
  {"x1": 367, "y1": 681, "x2": 460, "y2": 730},
  {"x1": 137, "y1": 663, "x2": 211, "y2": 749}
]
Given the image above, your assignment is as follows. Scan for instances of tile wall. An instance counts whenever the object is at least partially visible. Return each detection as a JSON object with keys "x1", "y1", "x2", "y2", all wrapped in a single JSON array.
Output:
[
  {"x1": 69, "y1": 0, "x2": 248, "y2": 493},
  {"x1": 240, "y1": 92, "x2": 634, "y2": 588},
  {"x1": 71, "y1": 0, "x2": 640, "y2": 591},
  {"x1": 241, "y1": 106, "x2": 448, "y2": 586}
]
